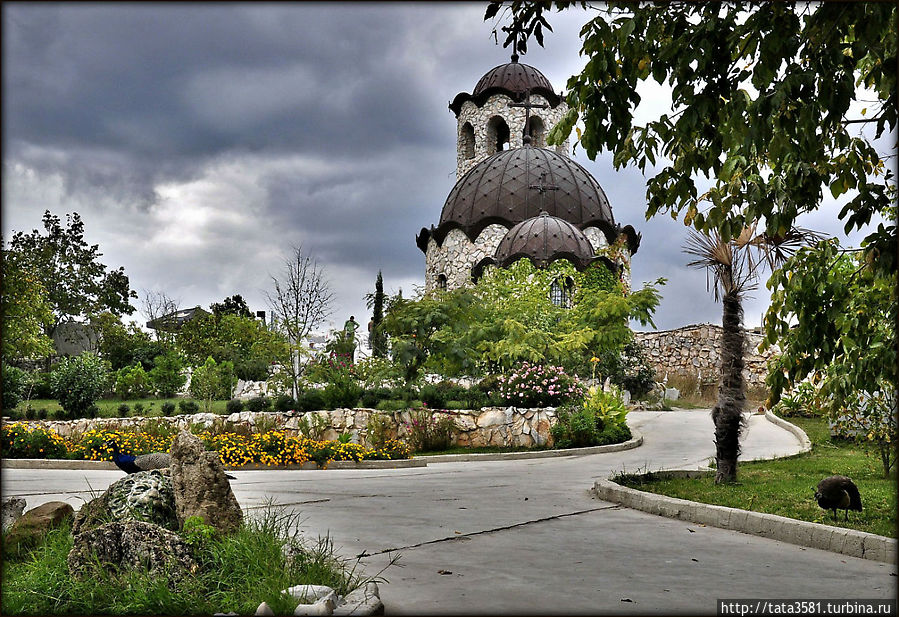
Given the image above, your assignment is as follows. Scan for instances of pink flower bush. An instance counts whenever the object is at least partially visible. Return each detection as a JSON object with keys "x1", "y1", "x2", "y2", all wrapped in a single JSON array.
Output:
[{"x1": 495, "y1": 363, "x2": 585, "y2": 407}]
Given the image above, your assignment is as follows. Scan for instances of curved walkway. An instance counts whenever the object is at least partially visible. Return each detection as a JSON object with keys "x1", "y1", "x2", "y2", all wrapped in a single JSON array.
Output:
[{"x1": 2, "y1": 410, "x2": 895, "y2": 614}]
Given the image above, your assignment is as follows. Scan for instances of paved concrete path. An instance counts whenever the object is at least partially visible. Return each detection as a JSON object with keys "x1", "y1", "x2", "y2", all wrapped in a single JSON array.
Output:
[{"x1": 2, "y1": 410, "x2": 895, "y2": 614}]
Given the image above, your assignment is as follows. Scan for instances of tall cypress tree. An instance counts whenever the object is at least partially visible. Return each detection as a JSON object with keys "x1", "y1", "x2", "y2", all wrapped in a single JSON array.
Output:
[{"x1": 371, "y1": 271, "x2": 386, "y2": 357}]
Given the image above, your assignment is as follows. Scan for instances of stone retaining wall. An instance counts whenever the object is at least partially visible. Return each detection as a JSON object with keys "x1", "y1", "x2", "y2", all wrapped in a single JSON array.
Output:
[
  {"x1": 17, "y1": 407, "x2": 559, "y2": 449},
  {"x1": 634, "y1": 323, "x2": 777, "y2": 392}
]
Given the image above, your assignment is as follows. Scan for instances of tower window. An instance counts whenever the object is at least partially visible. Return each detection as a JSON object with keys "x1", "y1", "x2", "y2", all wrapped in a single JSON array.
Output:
[
  {"x1": 437, "y1": 274, "x2": 448, "y2": 290},
  {"x1": 486, "y1": 116, "x2": 510, "y2": 154},
  {"x1": 460, "y1": 122, "x2": 475, "y2": 159},
  {"x1": 527, "y1": 116, "x2": 546, "y2": 147},
  {"x1": 549, "y1": 277, "x2": 574, "y2": 308}
]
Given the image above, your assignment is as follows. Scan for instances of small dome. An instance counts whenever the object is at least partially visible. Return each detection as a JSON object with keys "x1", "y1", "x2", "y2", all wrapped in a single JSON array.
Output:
[
  {"x1": 418, "y1": 146, "x2": 617, "y2": 251},
  {"x1": 449, "y1": 56, "x2": 561, "y2": 116},
  {"x1": 496, "y1": 211, "x2": 596, "y2": 267}
]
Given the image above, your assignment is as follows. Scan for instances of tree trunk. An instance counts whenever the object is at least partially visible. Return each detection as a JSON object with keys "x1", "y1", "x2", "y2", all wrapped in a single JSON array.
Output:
[{"x1": 712, "y1": 290, "x2": 746, "y2": 484}]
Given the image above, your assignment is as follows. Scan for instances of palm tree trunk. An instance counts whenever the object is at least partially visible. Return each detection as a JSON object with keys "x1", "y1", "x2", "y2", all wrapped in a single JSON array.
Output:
[{"x1": 712, "y1": 290, "x2": 746, "y2": 484}]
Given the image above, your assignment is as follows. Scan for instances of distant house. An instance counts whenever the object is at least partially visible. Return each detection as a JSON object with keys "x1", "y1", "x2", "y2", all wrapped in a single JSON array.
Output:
[{"x1": 146, "y1": 306, "x2": 211, "y2": 333}]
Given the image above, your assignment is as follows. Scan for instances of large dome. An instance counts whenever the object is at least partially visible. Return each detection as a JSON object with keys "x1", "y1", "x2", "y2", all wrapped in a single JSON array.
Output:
[
  {"x1": 449, "y1": 55, "x2": 562, "y2": 116},
  {"x1": 418, "y1": 146, "x2": 617, "y2": 250}
]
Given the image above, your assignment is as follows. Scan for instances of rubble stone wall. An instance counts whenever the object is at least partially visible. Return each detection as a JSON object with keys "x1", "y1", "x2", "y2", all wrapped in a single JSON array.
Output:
[
  {"x1": 634, "y1": 323, "x2": 777, "y2": 392},
  {"x1": 23, "y1": 407, "x2": 559, "y2": 450}
]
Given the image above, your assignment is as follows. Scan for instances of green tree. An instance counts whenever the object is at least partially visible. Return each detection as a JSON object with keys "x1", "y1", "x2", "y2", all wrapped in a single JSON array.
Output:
[
  {"x1": 0, "y1": 246, "x2": 53, "y2": 362},
  {"x1": 490, "y1": 2, "x2": 896, "y2": 274},
  {"x1": 9, "y1": 211, "x2": 137, "y2": 348},
  {"x1": 368, "y1": 271, "x2": 388, "y2": 358},
  {"x1": 91, "y1": 312, "x2": 170, "y2": 371},
  {"x1": 177, "y1": 313, "x2": 286, "y2": 381},
  {"x1": 50, "y1": 353, "x2": 110, "y2": 419},
  {"x1": 210, "y1": 294, "x2": 253, "y2": 319},
  {"x1": 149, "y1": 352, "x2": 187, "y2": 398},
  {"x1": 764, "y1": 239, "x2": 897, "y2": 476},
  {"x1": 189, "y1": 356, "x2": 236, "y2": 412}
]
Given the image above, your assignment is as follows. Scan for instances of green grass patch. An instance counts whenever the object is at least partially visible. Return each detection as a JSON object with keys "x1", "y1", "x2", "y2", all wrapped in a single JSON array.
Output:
[
  {"x1": 616, "y1": 417, "x2": 896, "y2": 538},
  {"x1": 1, "y1": 507, "x2": 385, "y2": 615},
  {"x1": 13, "y1": 398, "x2": 232, "y2": 418}
]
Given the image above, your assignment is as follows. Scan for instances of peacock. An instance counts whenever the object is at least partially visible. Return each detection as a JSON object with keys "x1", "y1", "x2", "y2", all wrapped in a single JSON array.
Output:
[
  {"x1": 815, "y1": 475, "x2": 862, "y2": 521},
  {"x1": 105, "y1": 441, "x2": 235, "y2": 479}
]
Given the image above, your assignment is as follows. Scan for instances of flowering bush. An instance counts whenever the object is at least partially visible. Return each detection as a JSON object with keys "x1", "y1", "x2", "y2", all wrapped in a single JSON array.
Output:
[
  {"x1": 1, "y1": 423, "x2": 67, "y2": 459},
  {"x1": 551, "y1": 386, "x2": 631, "y2": 449},
  {"x1": 405, "y1": 407, "x2": 456, "y2": 452},
  {"x1": 1, "y1": 423, "x2": 413, "y2": 467},
  {"x1": 495, "y1": 363, "x2": 585, "y2": 407}
]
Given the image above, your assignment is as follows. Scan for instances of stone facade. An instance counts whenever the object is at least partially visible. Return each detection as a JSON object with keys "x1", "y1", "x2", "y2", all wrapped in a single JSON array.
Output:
[
  {"x1": 24, "y1": 407, "x2": 561, "y2": 451},
  {"x1": 634, "y1": 323, "x2": 777, "y2": 392},
  {"x1": 455, "y1": 94, "x2": 570, "y2": 177}
]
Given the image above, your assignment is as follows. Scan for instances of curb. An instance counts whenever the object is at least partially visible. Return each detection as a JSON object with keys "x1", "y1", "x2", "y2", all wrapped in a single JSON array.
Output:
[
  {"x1": 592, "y1": 473, "x2": 897, "y2": 564},
  {"x1": 417, "y1": 429, "x2": 643, "y2": 463}
]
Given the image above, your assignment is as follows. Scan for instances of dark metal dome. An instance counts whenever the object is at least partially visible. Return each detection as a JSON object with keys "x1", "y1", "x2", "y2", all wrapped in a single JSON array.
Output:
[
  {"x1": 449, "y1": 57, "x2": 561, "y2": 116},
  {"x1": 471, "y1": 212, "x2": 620, "y2": 281},
  {"x1": 417, "y1": 146, "x2": 617, "y2": 251}
]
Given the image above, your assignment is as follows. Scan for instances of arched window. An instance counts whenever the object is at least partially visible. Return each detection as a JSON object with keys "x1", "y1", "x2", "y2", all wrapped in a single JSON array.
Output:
[
  {"x1": 527, "y1": 116, "x2": 546, "y2": 147},
  {"x1": 460, "y1": 122, "x2": 475, "y2": 159},
  {"x1": 549, "y1": 277, "x2": 574, "y2": 308},
  {"x1": 486, "y1": 116, "x2": 510, "y2": 154},
  {"x1": 437, "y1": 274, "x2": 448, "y2": 290}
]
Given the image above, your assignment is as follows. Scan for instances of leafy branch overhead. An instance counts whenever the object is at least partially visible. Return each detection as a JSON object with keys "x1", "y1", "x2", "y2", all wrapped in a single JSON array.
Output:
[{"x1": 488, "y1": 1, "x2": 897, "y2": 272}]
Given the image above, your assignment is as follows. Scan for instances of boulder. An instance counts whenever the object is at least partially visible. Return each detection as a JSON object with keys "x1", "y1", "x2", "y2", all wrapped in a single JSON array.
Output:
[
  {"x1": 334, "y1": 582, "x2": 384, "y2": 616},
  {"x1": 67, "y1": 520, "x2": 197, "y2": 583},
  {"x1": 4, "y1": 501, "x2": 74, "y2": 553},
  {"x1": 169, "y1": 430, "x2": 243, "y2": 533},
  {"x1": 72, "y1": 469, "x2": 177, "y2": 536},
  {"x1": 1, "y1": 496, "x2": 26, "y2": 533}
]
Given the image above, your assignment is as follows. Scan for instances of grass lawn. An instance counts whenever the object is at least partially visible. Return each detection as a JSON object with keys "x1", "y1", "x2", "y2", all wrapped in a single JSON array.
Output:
[
  {"x1": 1, "y1": 508, "x2": 372, "y2": 615},
  {"x1": 616, "y1": 417, "x2": 896, "y2": 538},
  {"x1": 13, "y1": 398, "x2": 232, "y2": 418}
]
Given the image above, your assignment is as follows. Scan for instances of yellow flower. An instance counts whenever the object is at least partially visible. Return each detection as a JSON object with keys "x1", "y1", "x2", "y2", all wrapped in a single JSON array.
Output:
[{"x1": 590, "y1": 356, "x2": 600, "y2": 363}]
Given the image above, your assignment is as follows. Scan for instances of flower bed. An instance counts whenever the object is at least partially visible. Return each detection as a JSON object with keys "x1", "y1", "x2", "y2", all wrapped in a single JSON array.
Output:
[{"x1": 1, "y1": 422, "x2": 411, "y2": 468}]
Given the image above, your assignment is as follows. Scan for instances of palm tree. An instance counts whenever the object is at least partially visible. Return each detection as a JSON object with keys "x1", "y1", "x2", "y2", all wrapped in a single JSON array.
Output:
[{"x1": 684, "y1": 225, "x2": 819, "y2": 484}]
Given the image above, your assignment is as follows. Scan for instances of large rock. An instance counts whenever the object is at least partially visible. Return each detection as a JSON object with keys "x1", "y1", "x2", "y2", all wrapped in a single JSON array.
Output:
[
  {"x1": 169, "y1": 430, "x2": 243, "y2": 533},
  {"x1": 4, "y1": 501, "x2": 74, "y2": 553},
  {"x1": 67, "y1": 520, "x2": 197, "y2": 583},
  {"x1": 1, "y1": 496, "x2": 26, "y2": 533},
  {"x1": 72, "y1": 469, "x2": 177, "y2": 536}
]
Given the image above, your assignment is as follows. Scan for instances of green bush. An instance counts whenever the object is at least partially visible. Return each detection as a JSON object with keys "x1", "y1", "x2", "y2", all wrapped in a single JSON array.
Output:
[
  {"x1": 50, "y1": 353, "x2": 110, "y2": 420},
  {"x1": 322, "y1": 382, "x2": 362, "y2": 410},
  {"x1": 36, "y1": 408, "x2": 48, "y2": 420},
  {"x1": 114, "y1": 364, "x2": 153, "y2": 399},
  {"x1": 161, "y1": 401, "x2": 176, "y2": 416},
  {"x1": 133, "y1": 402, "x2": 145, "y2": 415},
  {"x1": 364, "y1": 412, "x2": 394, "y2": 450},
  {"x1": 360, "y1": 387, "x2": 392, "y2": 408},
  {"x1": 234, "y1": 357, "x2": 271, "y2": 382},
  {"x1": 27, "y1": 369, "x2": 54, "y2": 399},
  {"x1": 2, "y1": 364, "x2": 27, "y2": 410},
  {"x1": 149, "y1": 352, "x2": 187, "y2": 398},
  {"x1": 24, "y1": 406, "x2": 36, "y2": 420},
  {"x1": 405, "y1": 408, "x2": 456, "y2": 452},
  {"x1": 296, "y1": 389, "x2": 326, "y2": 412},
  {"x1": 551, "y1": 387, "x2": 631, "y2": 449},
  {"x1": 179, "y1": 400, "x2": 200, "y2": 414},
  {"x1": 189, "y1": 357, "x2": 236, "y2": 411},
  {"x1": 246, "y1": 396, "x2": 271, "y2": 413},
  {"x1": 273, "y1": 394, "x2": 296, "y2": 412},
  {"x1": 226, "y1": 399, "x2": 245, "y2": 414},
  {"x1": 117, "y1": 403, "x2": 130, "y2": 417}
]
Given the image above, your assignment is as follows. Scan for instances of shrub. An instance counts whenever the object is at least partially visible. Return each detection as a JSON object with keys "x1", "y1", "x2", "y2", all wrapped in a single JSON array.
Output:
[
  {"x1": 161, "y1": 401, "x2": 176, "y2": 416},
  {"x1": 363, "y1": 412, "x2": 395, "y2": 450},
  {"x1": 149, "y1": 352, "x2": 187, "y2": 398},
  {"x1": 36, "y1": 408, "x2": 48, "y2": 420},
  {"x1": 296, "y1": 413, "x2": 329, "y2": 441},
  {"x1": 551, "y1": 387, "x2": 631, "y2": 449},
  {"x1": 246, "y1": 396, "x2": 271, "y2": 413},
  {"x1": 133, "y1": 402, "x2": 145, "y2": 415},
  {"x1": 226, "y1": 398, "x2": 245, "y2": 414},
  {"x1": 114, "y1": 363, "x2": 153, "y2": 399},
  {"x1": 189, "y1": 357, "x2": 236, "y2": 411},
  {"x1": 477, "y1": 375, "x2": 504, "y2": 406},
  {"x1": 404, "y1": 408, "x2": 456, "y2": 452},
  {"x1": 322, "y1": 382, "x2": 362, "y2": 410},
  {"x1": 419, "y1": 383, "x2": 446, "y2": 409},
  {"x1": 2, "y1": 364, "x2": 27, "y2": 411},
  {"x1": 1, "y1": 423, "x2": 67, "y2": 459},
  {"x1": 582, "y1": 385, "x2": 629, "y2": 432},
  {"x1": 462, "y1": 385, "x2": 490, "y2": 410},
  {"x1": 234, "y1": 357, "x2": 271, "y2": 382},
  {"x1": 24, "y1": 406, "x2": 36, "y2": 420},
  {"x1": 496, "y1": 363, "x2": 585, "y2": 408},
  {"x1": 773, "y1": 380, "x2": 821, "y2": 418},
  {"x1": 273, "y1": 394, "x2": 296, "y2": 412},
  {"x1": 27, "y1": 369, "x2": 54, "y2": 399},
  {"x1": 117, "y1": 403, "x2": 130, "y2": 417},
  {"x1": 296, "y1": 389, "x2": 326, "y2": 412},
  {"x1": 179, "y1": 400, "x2": 200, "y2": 414},
  {"x1": 50, "y1": 353, "x2": 110, "y2": 420},
  {"x1": 360, "y1": 387, "x2": 392, "y2": 408}
]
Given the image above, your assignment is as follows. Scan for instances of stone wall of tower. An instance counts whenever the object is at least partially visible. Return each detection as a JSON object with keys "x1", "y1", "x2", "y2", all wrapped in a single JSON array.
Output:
[{"x1": 456, "y1": 94, "x2": 571, "y2": 178}]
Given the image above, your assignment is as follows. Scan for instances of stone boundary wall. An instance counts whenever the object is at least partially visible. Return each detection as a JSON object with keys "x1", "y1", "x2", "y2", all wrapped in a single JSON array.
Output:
[
  {"x1": 634, "y1": 323, "x2": 777, "y2": 391},
  {"x1": 15, "y1": 407, "x2": 559, "y2": 450}
]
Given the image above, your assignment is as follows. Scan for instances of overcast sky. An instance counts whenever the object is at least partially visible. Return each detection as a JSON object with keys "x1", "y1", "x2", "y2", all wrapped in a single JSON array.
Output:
[{"x1": 2, "y1": 2, "x2": 884, "y2": 337}]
